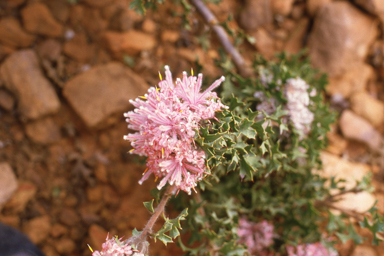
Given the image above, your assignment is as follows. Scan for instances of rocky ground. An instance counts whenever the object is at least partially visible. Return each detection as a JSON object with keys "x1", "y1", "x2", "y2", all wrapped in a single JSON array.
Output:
[{"x1": 0, "y1": 0, "x2": 384, "y2": 255}]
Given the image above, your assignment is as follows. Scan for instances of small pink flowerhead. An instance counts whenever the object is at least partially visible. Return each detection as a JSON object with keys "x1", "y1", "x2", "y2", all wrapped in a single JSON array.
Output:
[{"x1": 124, "y1": 66, "x2": 227, "y2": 194}]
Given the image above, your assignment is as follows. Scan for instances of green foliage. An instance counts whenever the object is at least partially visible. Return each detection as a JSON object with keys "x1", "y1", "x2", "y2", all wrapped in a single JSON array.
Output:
[
  {"x1": 152, "y1": 208, "x2": 188, "y2": 245},
  {"x1": 168, "y1": 52, "x2": 384, "y2": 255}
]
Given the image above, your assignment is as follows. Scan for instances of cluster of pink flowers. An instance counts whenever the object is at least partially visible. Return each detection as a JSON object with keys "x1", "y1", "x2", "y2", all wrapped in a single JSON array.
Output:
[
  {"x1": 286, "y1": 242, "x2": 338, "y2": 256},
  {"x1": 91, "y1": 235, "x2": 143, "y2": 256},
  {"x1": 124, "y1": 66, "x2": 227, "y2": 194},
  {"x1": 237, "y1": 218, "x2": 274, "y2": 254},
  {"x1": 284, "y1": 77, "x2": 314, "y2": 135}
]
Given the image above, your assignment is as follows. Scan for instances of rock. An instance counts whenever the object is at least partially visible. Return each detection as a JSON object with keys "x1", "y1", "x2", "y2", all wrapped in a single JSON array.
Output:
[
  {"x1": 142, "y1": 19, "x2": 157, "y2": 34},
  {"x1": 102, "y1": 30, "x2": 156, "y2": 56},
  {"x1": 354, "y1": 0, "x2": 384, "y2": 16},
  {"x1": 308, "y1": 2, "x2": 378, "y2": 76},
  {"x1": 350, "y1": 91, "x2": 384, "y2": 127},
  {"x1": 86, "y1": 185, "x2": 103, "y2": 202},
  {"x1": 36, "y1": 39, "x2": 62, "y2": 62},
  {"x1": 25, "y1": 117, "x2": 61, "y2": 144},
  {"x1": 284, "y1": 18, "x2": 309, "y2": 54},
  {"x1": 81, "y1": 8, "x2": 108, "y2": 36},
  {"x1": 50, "y1": 223, "x2": 68, "y2": 238},
  {"x1": 177, "y1": 48, "x2": 205, "y2": 63},
  {"x1": 95, "y1": 164, "x2": 108, "y2": 183},
  {"x1": 21, "y1": 3, "x2": 64, "y2": 37},
  {"x1": 0, "y1": 44, "x2": 14, "y2": 62},
  {"x1": 43, "y1": 0, "x2": 70, "y2": 23},
  {"x1": 59, "y1": 208, "x2": 80, "y2": 226},
  {"x1": 326, "y1": 132, "x2": 348, "y2": 155},
  {"x1": 42, "y1": 245, "x2": 60, "y2": 256},
  {"x1": 63, "y1": 62, "x2": 148, "y2": 129},
  {"x1": 307, "y1": 0, "x2": 331, "y2": 16},
  {"x1": 320, "y1": 152, "x2": 376, "y2": 213},
  {"x1": 250, "y1": 28, "x2": 275, "y2": 59},
  {"x1": 339, "y1": 110, "x2": 382, "y2": 150},
  {"x1": 352, "y1": 245, "x2": 377, "y2": 256},
  {"x1": 0, "y1": 18, "x2": 35, "y2": 48},
  {"x1": 271, "y1": 0, "x2": 294, "y2": 16},
  {"x1": 4, "y1": 182, "x2": 37, "y2": 213},
  {"x1": 0, "y1": 50, "x2": 61, "y2": 120},
  {"x1": 0, "y1": 163, "x2": 18, "y2": 209},
  {"x1": 0, "y1": 89, "x2": 15, "y2": 111},
  {"x1": 88, "y1": 224, "x2": 108, "y2": 251},
  {"x1": 6, "y1": 0, "x2": 26, "y2": 8},
  {"x1": 161, "y1": 30, "x2": 180, "y2": 43},
  {"x1": 80, "y1": 0, "x2": 110, "y2": 7},
  {"x1": 239, "y1": 0, "x2": 273, "y2": 31},
  {"x1": 23, "y1": 215, "x2": 51, "y2": 244},
  {"x1": 55, "y1": 238, "x2": 76, "y2": 254},
  {"x1": 63, "y1": 33, "x2": 95, "y2": 62},
  {"x1": 327, "y1": 63, "x2": 374, "y2": 98}
]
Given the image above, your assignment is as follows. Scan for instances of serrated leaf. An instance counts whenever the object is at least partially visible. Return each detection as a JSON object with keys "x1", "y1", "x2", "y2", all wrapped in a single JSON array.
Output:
[
  {"x1": 143, "y1": 199, "x2": 154, "y2": 213},
  {"x1": 132, "y1": 228, "x2": 142, "y2": 236}
]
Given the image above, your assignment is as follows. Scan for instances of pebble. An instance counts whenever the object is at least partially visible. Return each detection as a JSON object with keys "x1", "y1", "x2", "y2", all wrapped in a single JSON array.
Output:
[
  {"x1": 54, "y1": 237, "x2": 76, "y2": 254},
  {"x1": 352, "y1": 245, "x2": 378, "y2": 256},
  {"x1": 327, "y1": 63, "x2": 374, "y2": 98},
  {"x1": 36, "y1": 39, "x2": 62, "y2": 62},
  {"x1": 86, "y1": 185, "x2": 103, "y2": 202},
  {"x1": 63, "y1": 62, "x2": 148, "y2": 129},
  {"x1": 350, "y1": 91, "x2": 384, "y2": 127},
  {"x1": 250, "y1": 28, "x2": 275, "y2": 59},
  {"x1": 0, "y1": 50, "x2": 61, "y2": 120},
  {"x1": 6, "y1": 0, "x2": 25, "y2": 8},
  {"x1": 3, "y1": 181, "x2": 36, "y2": 213},
  {"x1": 142, "y1": 19, "x2": 157, "y2": 34},
  {"x1": 0, "y1": 18, "x2": 35, "y2": 48},
  {"x1": 239, "y1": 0, "x2": 273, "y2": 31},
  {"x1": 284, "y1": 18, "x2": 309, "y2": 54},
  {"x1": 0, "y1": 162, "x2": 18, "y2": 209},
  {"x1": 23, "y1": 215, "x2": 51, "y2": 244},
  {"x1": 355, "y1": 0, "x2": 384, "y2": 16},
  {"x1": 88, "y1": 224, "x2": 108, "y2": 251},
  {"x1": 59, "y1": 208, "x2": 80, "y2": 226},
  {"x1": 306, "y1": 0, "x2": 331, "y2": 16},
  {"x1": 63, "y1": 33, "x2": 95, "y2": 62},
  {"x1": 161, "y1": 30, "x2": 180, "y2": 43},
  {"x1": 0, "y1": 89, "x2": 15, "y2": 111},
  {"x1": 271, "y1": 0, "x2": 294, "y2": 16},
  {"x1": 102, "y1": 30, "x2": 157, "y2": 56},
  {"x1": 339, "y1": 110, "x2": 382, "y2": 150},
  {"x1": 21, "y1": 3, "x2": 64, "y2": 37},
  {"x1": 50, "y1": 223, "x2": 68, "y2": 238},
  {"x1": 25, "y1": 117, "x2": 61, "y2": 145},
  {"x1": 308, "y1": 1, "x2": 378, "y2": 76},
  {"x1": 81, "y1": 0, "x2": 110, "y2": 7},
  {"x1": 320, "y1": 152, "x2": 376, "y2": 213},
  {"x1": 0, "y1": 44, "x2": 14, "y2": 62}
]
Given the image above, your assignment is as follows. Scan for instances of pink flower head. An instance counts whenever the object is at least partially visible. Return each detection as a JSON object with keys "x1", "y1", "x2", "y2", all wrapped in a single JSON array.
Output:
[
  {"x1": 91, "y1": 234, "x2": 134, "y2": 256},
  {"x1": 237, "y1": 218, "x2": 274, "y2": 254},
  {"x1": 124, "y1": 66, "x2": 227, "y2": 194},
  {"x1": 286, "y1": 242, "x2": 338, "y2": 256}
]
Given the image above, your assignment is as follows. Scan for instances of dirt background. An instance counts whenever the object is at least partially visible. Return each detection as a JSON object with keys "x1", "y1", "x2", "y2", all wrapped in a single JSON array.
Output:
[{"x1": 1, "y1": 0, "x2": 384, "y2": 255}]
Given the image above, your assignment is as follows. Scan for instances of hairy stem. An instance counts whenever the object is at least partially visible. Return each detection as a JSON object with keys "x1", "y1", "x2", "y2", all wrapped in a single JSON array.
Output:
[
  {"x1": 139, "y1": 186, "x2": 173, "y2": 240},
  {"x1": 189, "y1": 0, "x2": 252, "y2": 77}
]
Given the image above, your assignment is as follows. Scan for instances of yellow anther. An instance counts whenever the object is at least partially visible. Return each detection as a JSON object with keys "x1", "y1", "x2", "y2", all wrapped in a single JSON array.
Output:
[
  {"x1": 87, "y1": 244, "x2": 94, "y2": 252},
  {"x1": 129, "y1": 149, "x2": 135, "y2": 152},
  {"x1": 140, "y1": 96, "x2": 146, "y2": 99},
  {"x1": 162, "y1": 148, "x2": 164, "y2": 158},
  {"x1": 157, "y1": 95, "x2": 160, "y2": 101},
  {"x1": 179, "y1": 110, "x2": 183, "y2": 113},
  {"x1": 191, "y1": 68, "x2": 194, "y2": 76},
  {"x1": 159, "y1": 71, "x2": 163, "y2": 81},
  {"x1": 155, "y1": 176, "x2": 158, "y2": 182}
]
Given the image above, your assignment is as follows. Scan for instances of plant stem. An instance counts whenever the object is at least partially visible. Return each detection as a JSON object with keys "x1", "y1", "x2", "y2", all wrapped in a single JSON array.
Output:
[
  {"x1": 139, "y1": 186, "x2": 173, "y2": 240},
  {"x1": 189, "y1": 0, "x2": 253, "y2": 78}
]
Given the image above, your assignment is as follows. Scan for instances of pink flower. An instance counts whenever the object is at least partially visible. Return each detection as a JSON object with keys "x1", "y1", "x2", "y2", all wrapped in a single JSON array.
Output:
[
  {"x1": 237, "y1": 218, "x2": 274, "y2": 254},
  {"x1": 124, "y1": 66, "x2": 227, "y2": 194},
  {"x1": 91, "y1": 234, "x2": 134, "y2": 256},
  {"x1": 286, "y1": 242, "x2": 338, "y2": 256}
]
